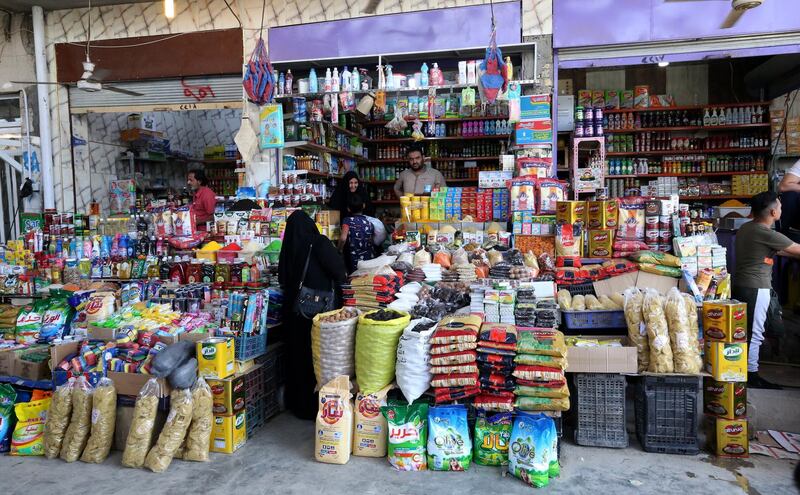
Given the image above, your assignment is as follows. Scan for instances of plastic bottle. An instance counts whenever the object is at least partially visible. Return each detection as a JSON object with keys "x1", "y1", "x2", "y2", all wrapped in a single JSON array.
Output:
[
  {"x1": 273, "y1": 70, "x2": 279, "y2": 97},
  {"x1": 332, "y1": 68, "x2": 340, "y2": 91},
  {"x1": 430, "y1": 62, "x2": 443, "y2": 86},
  {"x1": 385, "y1": 65, "x2": 394, "y2": 90},
  {"x1": 278, "y1": 72, "x2": 285, "y2": 96},
  {"x1": 309, "y1": 68, "x2": 318, "y2": 93},
  {"x1": 285, "y1": 69, "x2": 293, "y2": 95},
  {"x1": 710, "y1": 108, "x2": 718, "y2": 126},
  {"x1": 703, "y1": 109, "x2": 711, "y2": 126},
  {"x1": 420, "y1": 62, "x2": 429, "y2": 87},
  {"x1": 351, "y1": 67, "x2": 360, "y2": 92},
  {"x1": 505, "y1": 56, "x2": 513, "y2": 81},
  {"x1": 342, "y1": 66, "x2": 351, "y2": 91},
  {"x1": 324, "y1": 68, "x2": 332, "y2": 92}
]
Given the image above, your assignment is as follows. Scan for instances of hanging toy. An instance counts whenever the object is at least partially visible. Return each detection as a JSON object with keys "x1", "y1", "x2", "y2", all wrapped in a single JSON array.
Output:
[
  {"x1": 243, "y1": 38, "x2": 275, "y2": 105},
  {"x1": 479, "y1": 28, "x2": 507, "y2": 105}
]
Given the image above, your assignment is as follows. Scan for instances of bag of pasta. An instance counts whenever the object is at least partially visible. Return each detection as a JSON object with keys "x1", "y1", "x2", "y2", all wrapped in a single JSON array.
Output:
[
  {"x1": 682, "y1": 292, "x2": 700, "y2": 351},
  {"x1": 43, "y1": 378, "x2": 74, "y2": 459},
  {"x1": 664, "y1": 288, "x2": 702, "y2": 374},
  {"x1": 144, "y1": 388, "x2": 193, "y2": 473},
  {"x1": 623, "y1": 288, "x2": 648, "y2": 372},
  {"x1": 642, "y1": 289, "x2": 673, "y2": 373},
  {"x1": 121, "y1": 378, "x2": 161, "y2": 468},
  {"x1": 184, "y1": 377, "x2": 213, "y2": 462},
  {"x1": 80, "y1": 377, "x2": 117, "y2": 463},
  {"x1": 60, "y1": 375, "x2": 93, "y2": 462}
]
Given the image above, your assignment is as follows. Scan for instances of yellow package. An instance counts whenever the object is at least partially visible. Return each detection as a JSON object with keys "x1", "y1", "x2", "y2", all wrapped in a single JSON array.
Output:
[
  {"x1": 197, "y1": 337, "x2": 235, "y2": 379},
  {"x1": 315, "y1": 375, "x2": 353, "y2": 464},
  {"x1": 705, "y1": 341, "x2": 748, "y2": 382},
  {"x1": 210, "y1": 410, "x2": 247, "y2": 454},
  {"x1": 703, "y1": 300, "x2": 747, "y2": 342},
  {"x1": 716, "y1": 418, "x2": 749, "y2": 458},
  {"x1": 10, "y1": 397, "x2": 51, "y2": 456},
  {"x1": 352, "y1": 384, "x2": 392, "y2": 457}
]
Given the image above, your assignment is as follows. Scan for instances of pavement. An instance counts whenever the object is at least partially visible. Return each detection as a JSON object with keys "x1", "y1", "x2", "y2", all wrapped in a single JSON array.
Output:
[{"x1": 1, "y1": 412, "x2": 797, "y2": 495}]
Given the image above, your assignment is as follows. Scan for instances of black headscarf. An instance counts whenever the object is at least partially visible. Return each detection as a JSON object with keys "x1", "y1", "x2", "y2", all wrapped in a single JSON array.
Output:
[
  {"x1": 278, "y1": 210, "x2": 322, "y2": 289},
  {"x1": 329, "y1": 170, "x2": 374, "y2": 219}
]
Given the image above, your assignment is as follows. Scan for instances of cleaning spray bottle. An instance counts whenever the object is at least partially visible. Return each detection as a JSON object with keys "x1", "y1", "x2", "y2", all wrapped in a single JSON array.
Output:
[{"x1": 342, "y1": 66, "x2": 351, "y2": 91}]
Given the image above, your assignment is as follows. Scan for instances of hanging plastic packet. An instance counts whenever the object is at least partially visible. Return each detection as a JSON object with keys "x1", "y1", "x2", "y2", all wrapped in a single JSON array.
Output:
[
  {"x1": 411, "y1": 119, "x2": 425, "y2": 142},
  {"x1": 460, "y1": 87, "x2": 476, "y2": 117},
  {"x1": 386, "y1": 105, "x2": 407, "y2": 134},
  {"x1": 427, "y1": 404, "x2": 471, "y2": 471}
]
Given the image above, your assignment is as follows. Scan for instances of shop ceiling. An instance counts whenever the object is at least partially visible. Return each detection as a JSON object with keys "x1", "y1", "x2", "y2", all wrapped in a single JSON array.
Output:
[{"x1": 0, "y1": 0, "x2": 152, "y2": 12}]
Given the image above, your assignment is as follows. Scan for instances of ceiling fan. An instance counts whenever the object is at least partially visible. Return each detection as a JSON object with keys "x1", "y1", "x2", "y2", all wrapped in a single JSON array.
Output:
[
  {"x1": 665, "y1": 0, "x2": 765, "y2": 29},
  {"x1": 11, "y1": 0, "x2": 142, "y2": 97}
]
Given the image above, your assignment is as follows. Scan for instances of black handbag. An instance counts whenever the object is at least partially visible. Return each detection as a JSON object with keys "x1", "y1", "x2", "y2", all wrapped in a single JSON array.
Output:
[{"x1": 293, "y1": 244, "x2": 335, "y2": 319}]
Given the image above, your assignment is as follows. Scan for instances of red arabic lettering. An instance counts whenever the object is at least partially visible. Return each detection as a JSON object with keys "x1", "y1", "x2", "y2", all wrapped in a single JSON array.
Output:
[{"x1": 181, "y1": 77, "x2": 216, "y2": 102}]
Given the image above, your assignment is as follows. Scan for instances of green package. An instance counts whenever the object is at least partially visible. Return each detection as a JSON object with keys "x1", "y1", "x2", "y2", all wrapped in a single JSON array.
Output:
[
  {"x1": 473, "y1": 412, "x2": 512, "y2": 466},
  {"x1": 381, "y1": 402, "x2": 428, "y2": 471}
]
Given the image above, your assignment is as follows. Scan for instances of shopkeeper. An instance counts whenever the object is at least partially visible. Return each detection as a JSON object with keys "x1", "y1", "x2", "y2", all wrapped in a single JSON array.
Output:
[
  {"x1": 393, "y1": 144, "x2": 445, "y2": 198},
  {"x1": 187, "y1": 169, "x2": 216, "y2": 230},
  {"x1": 733, "y1": 191, "x2": 800, "y2": 389}
]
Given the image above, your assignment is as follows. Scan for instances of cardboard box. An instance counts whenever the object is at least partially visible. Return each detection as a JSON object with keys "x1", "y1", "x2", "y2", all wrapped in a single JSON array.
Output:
[
  {"x1": 703, "y1": 378, "x2": 746, "y2": 419},
  {"x1": 207, "y1": 373, "x2": 247, "y2": 416},
  {"x1": 13, "y1": 350, "x2": 50, "y2": 380},
  {"x1": 211, "y1": 411, "x2": 247, "y2": 454},
  {"x1": 565, "y1": 336, "x2": 637, "y2": 373},
  {"x1": 0, "y1": 347, "x2": 21, "y2": 375},
  {"x1": 702, "y1": 301, "x2": 747, "y2": 342},
  {"x1": 520, "y1": 94, "x2": 552, "y2": 121},
  {"x1": 705, "y1": 341, "x2": 748, "y2": 382},
  {"x1": 514, "y1": 120, "x2": 553, "y2": 145},
  {"x1": 715, "y1": 418, "x2": 749, "y2": 458},
  {"x1": 197, "y1": 337, "x2": 235, "y2": 379}
]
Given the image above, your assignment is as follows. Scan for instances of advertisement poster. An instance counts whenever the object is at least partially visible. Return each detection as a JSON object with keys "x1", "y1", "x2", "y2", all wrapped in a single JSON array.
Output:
[
  {"x1": 260, "y1": 104, "x2": 284, "y2": 149},
  {"x1": 109, "y1": 179, "x2": 136, "y2": 215}
]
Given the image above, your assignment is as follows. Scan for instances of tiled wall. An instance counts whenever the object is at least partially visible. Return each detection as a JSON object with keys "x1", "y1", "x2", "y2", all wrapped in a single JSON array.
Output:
[
  {"x1": 72, "y1": 109, "x2": 241, "y2": 212},
  {"x1": 45, "y1": 0, "x2": 553, "y2": 212}
]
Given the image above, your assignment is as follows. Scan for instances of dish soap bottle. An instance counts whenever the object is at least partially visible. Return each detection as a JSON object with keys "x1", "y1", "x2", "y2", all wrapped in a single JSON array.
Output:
[
  {"x1": 324, "y1": 68, "x2": 332, "y2": 92},
  {"x1": 420, "y1": 62, "x2": 429, "y2": 88},
  {"x1": 351, "y1": 67, "x2": 360, "y2": 92},
  {"x1": 430, "y1": 62, "x2": 443, "y2": 86},
  {"x1": 309, "y1": 68, "x2": 318, "y2": 93},
  {"x1": 342, "y1": 66, "x2": 351, "y2": 91},
  {"x1": 332, "y1": 67, "x2": 340, "y2": 91}
]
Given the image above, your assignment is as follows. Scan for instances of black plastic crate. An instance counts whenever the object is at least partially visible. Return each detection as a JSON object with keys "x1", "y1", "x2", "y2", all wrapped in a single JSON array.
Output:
[
  {"x1": 635, "y1": 375, "x2": 701, "y2": 455},
  {"x1": 263, "y1": 383, "x2": 282, "y2": 421},
  {"x1": 257, "y1": 342, "x2": 288, "y2": 386},
  {"x1": 574, "y1": 373, "x2": 628, "y2": 448},
  {"x1": 246, "y1": 395, "x2": 266, "y2": 438},
  {"x1": 243, "y1": 363, "x2": 265, "y2": 405}
]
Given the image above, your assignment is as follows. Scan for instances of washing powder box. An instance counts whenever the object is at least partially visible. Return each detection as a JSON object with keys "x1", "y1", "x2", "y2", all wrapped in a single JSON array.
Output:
[
  {"x1": 515, "y1": 120, "x2": 552, "y2": 145},
  {"x1": 520, "y1": 94, "x2": 552, "y2": 121}
]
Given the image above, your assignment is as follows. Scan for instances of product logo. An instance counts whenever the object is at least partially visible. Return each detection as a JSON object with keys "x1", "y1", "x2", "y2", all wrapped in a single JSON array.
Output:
[
  {"x1": 723, "y1": 345, "x2": 743, "y2": 359},
  {"x1": 358, "y1": 398, "x2": 381, "y2": 419},
  {"x1": 707, "y1": 309, "x2": 724, "y2": 319},
  {"x1": 707, "y1": 385, "x2": 724, "y2": 394},
  {"x1": 481, "y1": 432, "x2": 509, "y2": 452},
  {"x1": 201, "y1": 345, "x2": 217, "y2": 358},
  {"x1": 433, "y1": 432, "x2": 464, "y2": 449},
  {"x1": 211, "y1": 384, "x2": 224, "y2": 395},
  {"x1": 724, "y1": 424, "x2": 744, "y2": 435},
  {"x1": 734, "y1": 384, "x2": 746, "y2": 396},
  {"x1": 85, "y1": 298, "x2": 105, "y2": 314},
  {"x1": 235, "y1": 413, "x2": 245, "y2": 428},
  {"x1": 733, "y1": 309, "x2": 745, "y2": 320},
  {"x1": 321, "y1": 398, "x2": 343, "y2": 425},
  {"x1": 510, "y1": 440, "x2": 536, "y2": 459},
  {"x1": 233, "y1": 381, "x2": 244, "y2": 393},
  {"x1": 215, "y1": 417, "x2": 224, "y2": 425},
  {"x1": 592, "y1": 233, "x2": 609, "y2": 241},
  {"x1": 593, "y1": 249, "x2": 610, "y2": 257},
  {"x1": 389, "y1": 424, "x2": 419, "y2": 443}
]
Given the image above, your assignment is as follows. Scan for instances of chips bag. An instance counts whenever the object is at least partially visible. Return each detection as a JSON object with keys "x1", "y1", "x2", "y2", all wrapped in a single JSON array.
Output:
[
  {"x1": 473, "y1": 412, "x2": 512, "y2": 466},
  {"x1": 382, "y1": 402, "x2": 429, "y2": 471},
  {"x1": 427, "y1": 405, "x2": 471, "y2": 471},
  {"x1": 508, "y1": 412, "x2": 559, "y2": 488},
  {"x1": 10, "y1": 397, "x2": 51, "y2": 456}
]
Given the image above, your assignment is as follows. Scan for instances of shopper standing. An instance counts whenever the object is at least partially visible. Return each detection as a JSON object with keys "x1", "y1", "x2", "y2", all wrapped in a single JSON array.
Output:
[
  {"x1": 187, "y1": 169, "x2": 216, "y2": 231},
  {"x1": 733, "y1": 191, "x2": 800, "y2": 388},
  {"x1": 338, "y1": 194, "x2": 375, "y2": 273},
  {"x1": 279, "y1": 210, "x2": 347, "y2": 419},
  {"x1": 329, "y1": 170, "x2": 374, "y2": 219},
  {"x1": 393, "y1": 144, "x2": 445, "y2": 198}
]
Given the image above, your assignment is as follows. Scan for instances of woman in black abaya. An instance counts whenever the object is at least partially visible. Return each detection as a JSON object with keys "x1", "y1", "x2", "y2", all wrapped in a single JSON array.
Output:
[{"x1": 278, "y1": 210, "x2": 347, "y2": 419}]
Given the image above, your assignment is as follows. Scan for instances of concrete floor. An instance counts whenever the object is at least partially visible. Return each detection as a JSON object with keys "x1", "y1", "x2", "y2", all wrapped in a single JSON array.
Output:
[{"x1": 1, "y1": 413, "x2": 797, "y2": 495}]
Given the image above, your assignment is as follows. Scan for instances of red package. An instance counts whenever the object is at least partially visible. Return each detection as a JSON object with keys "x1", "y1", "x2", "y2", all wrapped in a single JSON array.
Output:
[
  {"x1": 516, "y1": 378, "x2": 567, "y2": 388},
  {"x1": 434, "y1": 385, "x2": 481, "y2": 403},
  {"x1": 474, "y1": 393, "x2": 515, "y2": 412}
]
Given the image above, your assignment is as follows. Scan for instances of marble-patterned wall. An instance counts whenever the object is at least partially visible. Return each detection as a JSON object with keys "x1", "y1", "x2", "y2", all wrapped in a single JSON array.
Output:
[
  {"x1": 72, "y1": 109, "x2": 242, "y2": 212},
  {"x1": 44, "y1": 0, "x2": 553, "y2": 212}
]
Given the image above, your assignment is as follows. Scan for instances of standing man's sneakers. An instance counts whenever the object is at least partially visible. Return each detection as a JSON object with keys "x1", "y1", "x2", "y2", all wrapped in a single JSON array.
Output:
[{"x1": 747, "y1": 372, "x2": 782, "y2": 389}]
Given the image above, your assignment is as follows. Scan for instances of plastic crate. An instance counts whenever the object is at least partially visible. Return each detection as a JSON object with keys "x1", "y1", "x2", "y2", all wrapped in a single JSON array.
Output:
[
  {"x1": 562, "y1": 310, "x2": 626, "y2": 330},
  {"x1": 234, "y1": 332, "x2": 267, "y2": 361},
  {"x1": 635, "y1": 375, "x2": 701, "y2": 454},
  {"x1": 565, "y1": 283, "x2": 595, "y2": 296},
  {"x1": 243, "y1": 364, "x2": 265, "y2": 405},
  {"x1": 574, "y1": 373, "x2": 628, "y2": 448},
  {"x1": 246, "y1": 395, "x2": 266, "y2": 438},
  {"x1": 256, "y1": 342, "x2": 288, "y2": 386},
  {"x1": 263, "y1": 383, "x2": 282, "y2": 421}
]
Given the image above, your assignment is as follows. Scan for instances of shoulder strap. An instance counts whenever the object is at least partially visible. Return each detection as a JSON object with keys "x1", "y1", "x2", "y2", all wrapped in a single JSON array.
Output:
[{"x1": 298, "y1": 244, "x2": 313, "y2": 290}]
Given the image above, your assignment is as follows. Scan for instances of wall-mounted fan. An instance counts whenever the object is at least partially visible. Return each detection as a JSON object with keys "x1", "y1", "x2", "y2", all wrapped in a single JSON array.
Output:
[{"x1": 665, "y1": 0, "x2": 765, "y2": 29}]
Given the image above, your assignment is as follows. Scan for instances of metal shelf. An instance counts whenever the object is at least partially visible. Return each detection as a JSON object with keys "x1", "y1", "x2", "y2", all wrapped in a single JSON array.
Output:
[
  {"x1": 283, "y1": 141, "x2": 367, "y2": 162},
  {"x1": 364, "y1": 134, "x2": 510, "y2": 143},
  {"x1": 605, "y1": 123, "x2": 770, "y2": 133},
  {"x1": 606, "y1": 147, "x2": 770, "y2": 156}
]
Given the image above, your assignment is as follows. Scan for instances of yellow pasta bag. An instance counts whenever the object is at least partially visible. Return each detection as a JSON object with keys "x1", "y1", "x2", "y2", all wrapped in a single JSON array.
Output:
[{"x1": 643, "y1": 289, "x2": 673, "y2": 373}]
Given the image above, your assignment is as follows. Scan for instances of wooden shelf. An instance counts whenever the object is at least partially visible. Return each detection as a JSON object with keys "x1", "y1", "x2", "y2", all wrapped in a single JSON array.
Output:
[
  {"x1": 327, "y1": 123, "x2": 362, "y2": 139},
  {"x1": 430, "y1": 156, "x2": 500, "y2": 161},
  {"x1": 364, "y1": 180, "x2": 396, "y2": 185},
  {"x1": 364, "y1": 115, "x2": 510, "y2": 126},
  {"x1": 605, "y1": 123, "x2": 770, "y2": 133},
  {"x1": 283, "y1": 141, "x2": 367, "y2": 163},
  {"x1": 604, "y1": 102, "x2": 768, "y2": 114},
  {"x1": 373, "y1": 199, "x2": 400, "y2": 205},
  {"x1": 681, "y1": 195, "x2": 751, "y2": 200},
  {"x1": 366, "y1": 178, "x2": 478, "y2": 185},
  {"x1": 605, "y1": 171, "x2": 767, "y2": 179},
  {"x1": 606, "y1": 147, "x2": 770, "y2": 156},
  {"x1": 283, "y1": 169, "x2": 342, "y2": 179},
  {"x1": 364, "y1": 159, "x2": 407, "y2": 164},
  {"x1": 364, "y1": 134, "x2": 510, "y2": 143}
]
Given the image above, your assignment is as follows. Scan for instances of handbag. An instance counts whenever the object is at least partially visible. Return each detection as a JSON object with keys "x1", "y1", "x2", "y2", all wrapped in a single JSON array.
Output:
[{"x1": 293, "y1": 244, "x2": 336, "y2": 319}]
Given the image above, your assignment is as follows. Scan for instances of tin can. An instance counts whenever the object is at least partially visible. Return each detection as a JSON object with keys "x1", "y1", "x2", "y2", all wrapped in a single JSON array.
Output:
[{"x1": 197, "y1": 337, "x2": 235, "y2": 379}]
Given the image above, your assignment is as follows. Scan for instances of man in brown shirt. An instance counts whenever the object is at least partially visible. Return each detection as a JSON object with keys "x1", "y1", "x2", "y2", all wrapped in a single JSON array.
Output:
[
  {"x1": 393, "y1": 145, "x2": 445, "y2": 198},
  {"x1": 733, "y1": 191, "x2": 800, "y2": 388}
]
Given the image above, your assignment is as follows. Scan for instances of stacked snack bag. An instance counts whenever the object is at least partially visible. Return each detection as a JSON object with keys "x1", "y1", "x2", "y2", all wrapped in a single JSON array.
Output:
[
  {"x1": 512, "y1": 329, "x2": 570, "y2": 412},
  {"x1": 473, "y1": 322, "x2": 517, "y2": 413}
]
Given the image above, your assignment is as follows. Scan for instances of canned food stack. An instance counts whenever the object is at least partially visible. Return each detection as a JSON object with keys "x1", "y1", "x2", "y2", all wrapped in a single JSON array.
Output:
[
  {"x1": 701, "y1": 300, "x2": 749, "y2": 458},
  {"x1": 429, "y1": 315, "x2": 481, "y2": 404},
  {"x1": 473, "y1": 322, "x2": 517, "y2": 413},
  {"x1": 574, "y1": 106, "x2": 604, "y2": 138}
]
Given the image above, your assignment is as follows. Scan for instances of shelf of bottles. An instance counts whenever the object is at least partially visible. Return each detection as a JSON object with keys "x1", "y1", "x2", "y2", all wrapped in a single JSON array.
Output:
[
  {"x1": 364, "y1": 119, "x2": 514, "y2": 142},
  {"x1": 603, "y1": 102, "x2": 769, "y2": 132}
]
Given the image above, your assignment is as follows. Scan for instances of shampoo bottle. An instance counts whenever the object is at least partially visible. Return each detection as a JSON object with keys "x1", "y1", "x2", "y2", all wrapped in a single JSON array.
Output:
[{"x1": 351, "y1": 67, "x2": 360, "y2": 92}]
